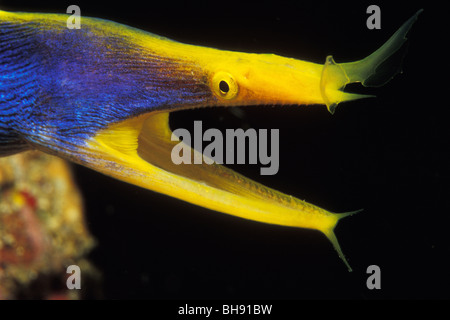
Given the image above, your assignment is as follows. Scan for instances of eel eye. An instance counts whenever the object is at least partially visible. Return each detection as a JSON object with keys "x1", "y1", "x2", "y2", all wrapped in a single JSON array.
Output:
[
  {"x1": 219, "y1": 80, "x2": 229, "y2": 94},
  {"x1": 212, "y1": 72, "x2": 238, "y2": 100}
]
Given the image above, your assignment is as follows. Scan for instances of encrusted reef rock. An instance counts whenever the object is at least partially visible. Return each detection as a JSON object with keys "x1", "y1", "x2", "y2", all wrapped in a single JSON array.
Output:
[{"x1": 0, "y1": 151, "x2": 99, "y2": 299}]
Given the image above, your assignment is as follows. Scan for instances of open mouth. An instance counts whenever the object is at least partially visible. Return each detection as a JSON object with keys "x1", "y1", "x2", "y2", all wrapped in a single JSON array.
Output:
[
  {"x1": 87, "y1": 105, "x2": 335, "y2": 220},
  {"x1": 133, "y1": 110, "x2": 289, "y2": 203},
  {"x1": 85, "y1": 108, "x2": 356, "y2": 271}
]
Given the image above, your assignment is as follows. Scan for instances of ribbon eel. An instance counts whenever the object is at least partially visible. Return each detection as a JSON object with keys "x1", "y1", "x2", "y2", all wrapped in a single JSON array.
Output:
[{"x1": 0, "y1": 9, "x2": 422, "y2": 271}]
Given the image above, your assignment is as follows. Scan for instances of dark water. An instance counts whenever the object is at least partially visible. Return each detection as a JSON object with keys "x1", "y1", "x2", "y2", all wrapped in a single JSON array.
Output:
[{"x1": 3, "y1": 0, "x2": 446, "y2": 300}]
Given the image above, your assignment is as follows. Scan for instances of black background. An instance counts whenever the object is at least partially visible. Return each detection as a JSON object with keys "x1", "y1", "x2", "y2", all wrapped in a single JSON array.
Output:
[{"x1": 2, "y1": 0, "x2": 447, "y2": 300}]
